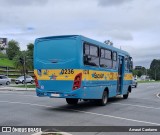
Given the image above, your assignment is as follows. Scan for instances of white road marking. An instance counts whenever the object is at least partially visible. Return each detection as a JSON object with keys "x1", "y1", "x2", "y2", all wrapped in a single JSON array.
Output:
[
  {"x1": 0, "y1": 100, "x2": 160, "y2": 126},
  {"x1": 61, "y1": 109, "x2": 160, "y2": 126},
  {"x1": 0, "y1": 91, "x2": 32, "y2": 94},
  {"x1": 0, "y1": 92, "x2": 37, "y2": 97},
  {"x1": 111, "y1": 103, "x2": 160, "y2": 110},
  {"x1": 134, "y1": 97, "x2": 159, "y2": 101},
  {"x1": 0, "y1": 100, "x2": 53, "y2": 108},
  {"x1": 0, "y1": 92, "x2": 160, "y2": 108}
]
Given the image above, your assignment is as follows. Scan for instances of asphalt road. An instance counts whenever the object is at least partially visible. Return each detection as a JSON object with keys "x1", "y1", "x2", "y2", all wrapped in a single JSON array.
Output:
[{"x1": 0, "y1": 83, "x2": 160, "y2": 135}]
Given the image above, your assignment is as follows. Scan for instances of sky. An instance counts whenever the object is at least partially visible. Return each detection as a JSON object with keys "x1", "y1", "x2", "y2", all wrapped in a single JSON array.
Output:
[{"x1": 0, "y1": 0, "x2": 160, "y2": 68}]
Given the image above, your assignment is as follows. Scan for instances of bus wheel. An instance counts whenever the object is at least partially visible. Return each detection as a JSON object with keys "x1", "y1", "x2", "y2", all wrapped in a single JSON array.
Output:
[
  {"x1": 98, "y1": 91, "x2": 108, "y2": 106},
  {"x1": 123, "y1": 91, "x2": 129, "y2": 99},
  {"x1": 66, "y1": 98, "x2": 78, "y2": 105}
]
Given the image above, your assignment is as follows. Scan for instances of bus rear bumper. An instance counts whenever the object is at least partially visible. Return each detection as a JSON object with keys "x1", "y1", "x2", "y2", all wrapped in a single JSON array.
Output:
[{"x1": 36, "y1": 89, "x2": 83, "y2": 99}]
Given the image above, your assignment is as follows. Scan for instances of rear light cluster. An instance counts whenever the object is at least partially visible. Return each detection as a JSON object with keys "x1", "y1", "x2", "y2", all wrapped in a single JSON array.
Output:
[
  {"x1": 72, "y1": 73, "x2": 82, "y2": 90},
  {"x1": 34, "y1": 74, "x2": 40, "y2": 88}
]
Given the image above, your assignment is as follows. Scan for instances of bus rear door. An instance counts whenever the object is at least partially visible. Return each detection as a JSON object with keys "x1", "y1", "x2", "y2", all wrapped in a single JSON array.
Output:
[{"x1": 117, "y1": 55, "x2": 124, "y2": 93}]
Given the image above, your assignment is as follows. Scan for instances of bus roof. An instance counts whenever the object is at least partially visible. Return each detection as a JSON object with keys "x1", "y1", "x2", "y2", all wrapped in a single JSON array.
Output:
[{"x1": 35, "y1": 35, "x2": 130, "y2": 56}]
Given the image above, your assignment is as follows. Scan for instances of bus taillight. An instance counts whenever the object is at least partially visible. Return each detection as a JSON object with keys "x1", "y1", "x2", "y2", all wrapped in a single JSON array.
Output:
[
  {"x1": 72, "y1": 73, "x2": 82, "y2": 90},
  {"x1": 34, "y1": 74, "x2": 40, "y2": 88}
]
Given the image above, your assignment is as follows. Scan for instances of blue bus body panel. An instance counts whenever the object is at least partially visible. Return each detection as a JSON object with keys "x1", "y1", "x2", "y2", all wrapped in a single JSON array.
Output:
[{"x1": 34, "y1": 35, "x2": 132, "y2": 99}]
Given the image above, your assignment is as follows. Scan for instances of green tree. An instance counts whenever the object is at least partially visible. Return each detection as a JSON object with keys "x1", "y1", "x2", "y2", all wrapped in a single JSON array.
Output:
[
  {"x1": 133, "y1": 67, "x2": 147, "y2": 77},
  {"x1": 13, "y1": 51, "x2": 33, "y2": 74},
  {"x1": 26, "y1": 43, "x2": 34, "y2": 70},
  {"x1": 13, "y1": 51, "x2": 24, "y2": 74},
  {"x1": 132, "y1": 69, "x2": 138, "y2": 76},
  {"x1": 137, "y1": 70, "x2": 142, "y2": 77},
  {"x1": 149, "y1": 59, "x2": 160, "y2": 80},
  {"x1": 6, "y1": 40, "x2": 20, "y2": 60}
]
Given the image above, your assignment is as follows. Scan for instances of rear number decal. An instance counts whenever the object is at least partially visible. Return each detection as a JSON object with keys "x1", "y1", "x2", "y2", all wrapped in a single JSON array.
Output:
[{"x1": 61, "y1": 69, "x2": 74, "y2": 75}]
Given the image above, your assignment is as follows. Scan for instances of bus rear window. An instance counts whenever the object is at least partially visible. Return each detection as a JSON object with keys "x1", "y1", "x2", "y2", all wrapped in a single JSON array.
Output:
[{"x1": 36, "y1": 39, "x2": 77, "y2": 61}]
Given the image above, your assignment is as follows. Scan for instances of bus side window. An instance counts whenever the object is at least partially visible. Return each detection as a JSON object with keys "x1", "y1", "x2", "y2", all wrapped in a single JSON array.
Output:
[
  {"x1": 100, "y1": 48, "x2": 112, "y2": 68},
  {"x1": 125, "y1": 56, "x2": 130, "y2": 71},
  {"x1": 125, "y1": 57, "x2": 128, "y2": 71},
  {"x1": 84, "y1": 44, "x2": 89, "y2": 55},
  {"x1": 113, "y1": 52, "x2": 117, "y2": 69},
  {"x1": 100, "y1": 49, "x2": 106, "y2": 67},
  {"x1": 83, "y1": 43, "x2": 99, "y2": 66},
  {"x1": 129, "y1": 57, "x2": 133, "y2": 72}
]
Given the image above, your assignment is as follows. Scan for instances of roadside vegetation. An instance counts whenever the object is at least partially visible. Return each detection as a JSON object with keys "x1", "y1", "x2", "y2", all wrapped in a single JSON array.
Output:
[
  {"x1": 0, "y1": 40, "x2": 34, "y2": 78},
  {"x1": 132, "y1": 59, "x2": 160, "y2": 81},
  {"x1": 6, "y1": 40, "x2": 34, "y2": 71},
  {"x1": 0, "y1": 57, "x2": 14, "y2": 67}
]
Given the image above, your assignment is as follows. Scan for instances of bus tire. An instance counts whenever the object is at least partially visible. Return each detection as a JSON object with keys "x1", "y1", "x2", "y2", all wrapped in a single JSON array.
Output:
[
  {"x1": 123, "y1": 91, "x2": 129, "y2": 99},
  {"x1": 98, "y1": 91, "x2": 108, "y2": 106},
  {"x1": 66, "y1": 98, "x2": 78, "y2": 105}
]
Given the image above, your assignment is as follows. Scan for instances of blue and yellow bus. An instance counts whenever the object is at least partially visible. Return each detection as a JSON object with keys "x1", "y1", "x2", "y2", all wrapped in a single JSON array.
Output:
[{"x1": 34, "y1": 35, "x2": 133, "y2": 105}]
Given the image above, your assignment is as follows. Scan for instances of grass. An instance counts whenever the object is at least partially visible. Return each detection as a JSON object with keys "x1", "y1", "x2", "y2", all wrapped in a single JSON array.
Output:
[
  {"x1": 0, "y1": 58, "x2": 14, "y2": 67},
  {"x1": 12, "y1": 84, "x2": 36, "y2": 88}
]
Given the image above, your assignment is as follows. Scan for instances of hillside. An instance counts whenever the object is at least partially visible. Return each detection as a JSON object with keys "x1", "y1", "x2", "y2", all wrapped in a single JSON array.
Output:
[
  {"x1": 0, "y1": 53, "x2": 14, "y2": 67},
  {"x1": 0, "y1": 58, "x2": 14, "y2": 67}
]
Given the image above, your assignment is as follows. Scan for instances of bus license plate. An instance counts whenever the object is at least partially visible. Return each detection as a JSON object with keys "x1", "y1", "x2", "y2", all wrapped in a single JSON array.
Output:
[{"x1": 51, "y1": 94, "x2": 60, "y2": 97}]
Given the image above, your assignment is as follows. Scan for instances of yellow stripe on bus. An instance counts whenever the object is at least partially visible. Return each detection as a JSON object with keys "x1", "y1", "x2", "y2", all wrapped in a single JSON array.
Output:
[{"x1": 34, "y1": 69, "x2": 132, "y2": 81}]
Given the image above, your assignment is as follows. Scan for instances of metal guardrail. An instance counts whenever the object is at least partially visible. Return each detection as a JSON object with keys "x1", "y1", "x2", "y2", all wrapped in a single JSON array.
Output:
[{"x1": 0, "y1": 66, "x2": 33, "y2": 78}]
